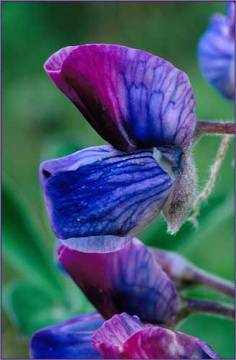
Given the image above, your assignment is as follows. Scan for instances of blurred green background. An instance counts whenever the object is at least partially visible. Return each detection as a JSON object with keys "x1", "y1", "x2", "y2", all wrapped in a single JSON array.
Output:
[{"x1": 3, "y1": 1, "x2": 234, "y2": 359}]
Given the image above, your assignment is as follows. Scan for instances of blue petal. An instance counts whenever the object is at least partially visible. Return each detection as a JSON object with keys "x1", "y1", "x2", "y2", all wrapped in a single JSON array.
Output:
[
  {"x1": 30, "y1": 312, "x2": 103, "y2": 359},
  {"x1": 58, "y1": 237, "x2": 179, "y2": 325},
  {"x1": 40, "y1": 145, "x2": 174, "y2": 239},
  {"x1": 198, "y1": 10, "x2": 234, "y2": 99}
]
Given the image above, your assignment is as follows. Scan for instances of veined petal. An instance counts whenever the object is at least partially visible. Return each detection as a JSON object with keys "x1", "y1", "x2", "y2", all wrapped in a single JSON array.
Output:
[
  {"x1": 40, "y1": 145, "x2": 174, "y2": 239},
  {"x1": 58, "y1": 237, "x2": 179, "y2": 324},
  {"x1": 122, "y1": 326, "x2": 219, "y2": 359},
  {"x1": 30, "y1": 312, "x2": 104, "y2": 359},
  {"x1": 92, "y1": 313, "x2": 144, "y2": 359},
  {"x1": 198, "y1": 5, "x2": 235, "y2": 99},
  {"x1": 92, "y1": 313, "x2": 219, "y2": 359},
  {"x1": 44, "y1": 44, "x2": 196, "y2": 151}
]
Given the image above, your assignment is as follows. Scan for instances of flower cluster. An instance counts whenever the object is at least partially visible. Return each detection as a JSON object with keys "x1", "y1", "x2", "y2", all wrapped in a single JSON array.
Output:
[
  {"x1": 31, "y1": 312, "x2": 218, "y2": 359},
  {"x1": 31, "y1": 4, "x2": 235, "y2": 357},
  {"x1": 33, "y1": 235, "x2": 219, "y2": 358}
]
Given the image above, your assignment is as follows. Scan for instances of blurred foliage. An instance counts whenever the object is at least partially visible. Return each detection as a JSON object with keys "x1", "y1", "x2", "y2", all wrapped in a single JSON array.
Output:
[
  {"x1": 3, "y1": 179, "x2": 94, "y2": 334},
  {"x1": 3, "y1": 1, "x2": 234, "y2": 359}
]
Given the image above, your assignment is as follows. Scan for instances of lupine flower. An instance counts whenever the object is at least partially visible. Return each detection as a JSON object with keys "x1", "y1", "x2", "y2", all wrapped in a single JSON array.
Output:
[
  {"x1": 198, "y1": 2, "x2": 235, "y2": 99},
  {"x1": 30, "y1": 236, "x2": 221, "y2": 358},
  {"x1": 31, "y1": 312, "x2": 219, "y2": 359},
  {"x1": 33, "y1": 44, "x2": 220, "y2": 359},
  {"x1": 41, "y1": 44, "x2": 197, "y2": 237},
  {"x1": 57, "y1": 236, "x2": 179, "y2": 325}
]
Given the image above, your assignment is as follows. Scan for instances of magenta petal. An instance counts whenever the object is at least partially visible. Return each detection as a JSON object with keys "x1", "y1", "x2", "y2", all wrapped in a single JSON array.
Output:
[
  {"x1": 44, "y1": 46, "x2": 76, "y2": 85},
  {"x1": 122, "y1": 327, "x2": 219, "y2": 359},
  {"x1": 92, "y1": 313, "x2": 219, "y2": 359},
  {"x1": 44, "y1": 44, "x2": 196, "y2": 151},
  {"x1": 92, "y1": 313, "x2": 144, "y2": 359},
  {"x1": 58, "y1": 237, "x2": 179, "y2": 325},
  {"x1": 44, "y1": 45, "x2": 91, "y2": 110}
]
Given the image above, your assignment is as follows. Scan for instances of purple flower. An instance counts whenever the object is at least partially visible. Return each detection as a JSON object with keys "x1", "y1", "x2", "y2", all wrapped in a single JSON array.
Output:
[
  {"x1": 40, "y1": 146, "x2": 175, "y2": 239},
  {"x1": 30, "y1": 235, "x2": 220, "y2": 359},
  {"x1": 93, "y1": 313, "x2": 219, "y2": 359},
  {"x1": 44, "y1": 44, "x2": 196, "y2": 152},
  {"x1": 57, "y1": 236, "x2": 179, "y2": 325},
  {"x1": 32, "y1": 42, "x2": 223, "y2": 360},
  {"x1": 198, "y1": 2, "x2": 235, "y2": 99},
  {"x1": 31, "y1": 312, "x2": 219, "y2": 359},
  {"x1": 41, "y1": 44, "x2": 197, "y2": 236}
]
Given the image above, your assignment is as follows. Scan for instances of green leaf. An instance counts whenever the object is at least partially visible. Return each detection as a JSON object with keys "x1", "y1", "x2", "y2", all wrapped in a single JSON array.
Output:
[
  {"x1": 3, "y1": 281, "x2": 70, "y2": 335},
  {"x1": 3, "y1": 280, "x2": 94, "y2": 335},
  {"x1": 61, "y1": 276, "x2": 95, "y2": 314},
  {"x1": 3, "y1": 177, "x2": 62, "y2": 294},
  {"x1": 3, "y1": 175, "x2": 95, "y2": 334},
  {"x1": 2, "y1": 311, "x2": 29, "y2": 358}
]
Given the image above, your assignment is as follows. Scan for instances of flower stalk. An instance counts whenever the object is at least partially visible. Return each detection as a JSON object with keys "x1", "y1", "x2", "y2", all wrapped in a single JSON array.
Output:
[
  {"x1": 189, "y1": 269, "x2": 234, "y2": 299},
  {"x1": 195, "y1": 121, "x2": 235, "y2": 138},
  {"x1": 152, "y1": 249, "x2": 234, "y2": 298},
  {"x1": 179, "y1": 297, "x2": 234, "y2": 320}
]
